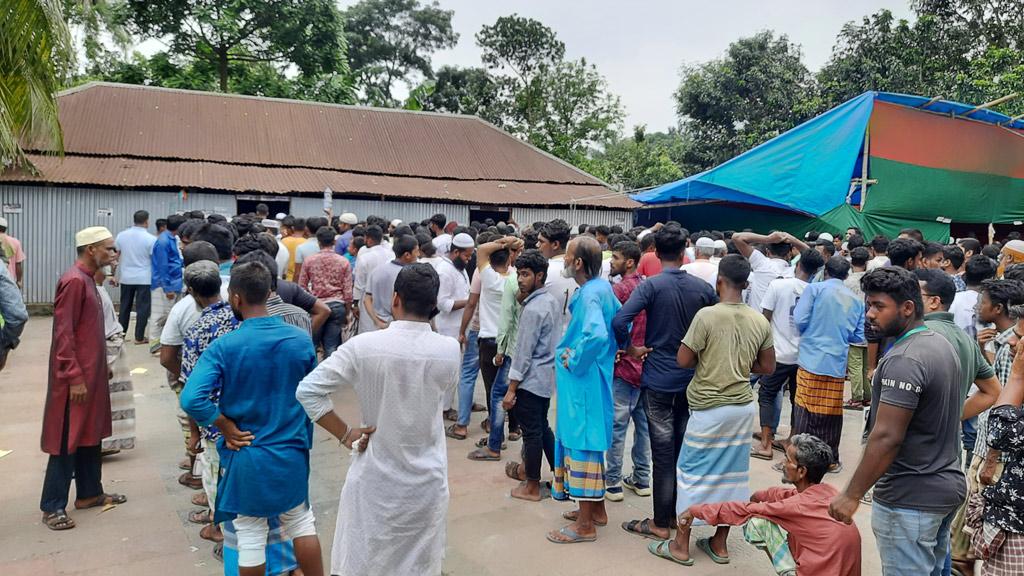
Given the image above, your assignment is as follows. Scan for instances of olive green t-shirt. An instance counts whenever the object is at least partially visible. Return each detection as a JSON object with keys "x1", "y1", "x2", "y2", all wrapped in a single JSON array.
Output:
[{"x1": 682, "y1": 302, "x2": 774, "y2": 410}]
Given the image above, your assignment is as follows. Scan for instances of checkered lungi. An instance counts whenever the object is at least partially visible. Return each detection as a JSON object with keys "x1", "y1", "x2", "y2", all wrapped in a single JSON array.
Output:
[{"x1": 552, "y1": 441, "x2": 605, "y2": 502}]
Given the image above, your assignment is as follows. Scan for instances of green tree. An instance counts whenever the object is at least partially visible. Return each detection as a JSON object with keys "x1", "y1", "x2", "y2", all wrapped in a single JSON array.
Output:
[
  {"x1": 341, "y1": 0, "x2": 457, "y2": 106},
  {"x1": 125, "y1": 0, "x2": 349, "y2": 92},
  {"x1": 674, "y1": 31, "x2": 820, "y2": 171},
  {"x1": 475, "y1": 15, "x2": 623, "y2": 163},
  {"x1": 1, "y1": 0, "x2": 75, "y2": 170},
  {"x1": 421, "y1": 66, "x2": 503, "y2": 125},
  {"x1": 585, "y1": 126, "x2": 685, "y2": 190}
]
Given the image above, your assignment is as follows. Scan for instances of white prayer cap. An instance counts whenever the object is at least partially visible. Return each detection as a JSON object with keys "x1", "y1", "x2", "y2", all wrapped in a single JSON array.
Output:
[
  {"x1": 695, "y1": 237, "x2": 715, "y2": 248},
  {"x1": 275, "y1": 212, "x2": 287, "y2": 220},
  {"x1": 638, "y1": 229, "x2": 652, "y2": 240},
  {"x1": 818, "y1": 232, "x2": 835, "y2": 243},
  {"x1": 261, "y1": 218, "x2": 280, "y2": 229},
  {"x1": 75, "y1": 226, "x2": 112, "y2": 247},
  {"x1": 0, "y1": 217, "x2": 7, "y2": 228},
  {"x1": 340, "y1": 212, "x2": 358, "y2": 225},
  {"x1": 713, "y1": 239, "x2": 727, "y2": 250},
  {"x1": 452, "y1": 233, "x2": 475, "y2": 249},
  {"x1": 390, "y1": 219, "x2": 403, "y2": 228}
]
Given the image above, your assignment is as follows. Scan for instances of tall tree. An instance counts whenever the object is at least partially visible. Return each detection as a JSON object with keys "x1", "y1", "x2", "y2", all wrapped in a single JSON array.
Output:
[
  {"x1": 674, "y1": 31, "x2": 819, "y2": 171},
  {"x1": 584, "y1": 126, "x2": 685, "y2": 191},
  {"x1": 126, "y1": 0, "x2": 348, "y2": 92},
  {"x1": 421, "y1": 66, "x2": 503, "y2": 125},
  {"x1": 341, "y1": 0, "x2": 457, "y2": 106},
  {"x1": 1, "y1": 0, "x2": 75, "y2": 170}
]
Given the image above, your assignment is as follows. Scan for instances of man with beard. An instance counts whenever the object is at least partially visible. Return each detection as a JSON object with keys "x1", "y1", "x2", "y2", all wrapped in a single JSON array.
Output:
[
  {"x1": 436, "y1": 233, "x2": 475, "y2": 417},
  {"x1": 830, "y1": 267, "x2": 966, "y2": 575}
]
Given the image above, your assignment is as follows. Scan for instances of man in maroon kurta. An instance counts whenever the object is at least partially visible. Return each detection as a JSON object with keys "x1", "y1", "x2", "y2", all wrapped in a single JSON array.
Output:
[{"x1": 40, "y1": 226, "x2": 127, "y2": 530}]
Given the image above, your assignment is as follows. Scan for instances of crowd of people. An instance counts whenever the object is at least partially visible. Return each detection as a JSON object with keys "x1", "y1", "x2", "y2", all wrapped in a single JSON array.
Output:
[{"x1": 15, "y1": 199, "x2": 1024, "y2": 575}]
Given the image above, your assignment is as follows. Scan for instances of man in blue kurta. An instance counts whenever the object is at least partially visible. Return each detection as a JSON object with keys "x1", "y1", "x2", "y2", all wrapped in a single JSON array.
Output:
[
  {"x1": 181, "y1": 261, "x2": 324, "y2": 576},
  {"x1": 548, "y1": 236, "x2": 620, "y2": 545}
]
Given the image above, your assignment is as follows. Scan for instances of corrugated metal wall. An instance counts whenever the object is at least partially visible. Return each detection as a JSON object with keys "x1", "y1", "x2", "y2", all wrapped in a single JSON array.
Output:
[
  {"x1": 3, "y1": 184, "x2": 632, "y2": 304},
  {"x1": 512, "y1": 207, "x2": 633, "y2": 230}
]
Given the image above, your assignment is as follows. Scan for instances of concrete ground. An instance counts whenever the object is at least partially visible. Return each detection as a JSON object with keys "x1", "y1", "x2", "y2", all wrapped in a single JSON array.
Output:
[{"x1": 0, "y1": 318, "x2": 881, "y2": 575}]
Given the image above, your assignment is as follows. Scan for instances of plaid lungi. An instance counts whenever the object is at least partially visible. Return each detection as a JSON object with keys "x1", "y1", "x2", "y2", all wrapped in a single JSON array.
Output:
[
  {"x1": 793, "y1": 369, "x2": 845, "y2": 462},
  {"x1": 971, "y1": 521, "x2": 1024, "y2": 576},
  {"x1": 744, "y1": 517, "x2": 798, "y2": 575},
  {"x1": 552, "y1": 441, "x2": 605, "y2": 502}
]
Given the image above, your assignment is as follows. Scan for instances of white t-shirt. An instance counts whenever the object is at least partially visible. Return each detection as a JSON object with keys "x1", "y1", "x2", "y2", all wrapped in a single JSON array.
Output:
[
  {"x1": 950, "y1": 289, "x2": 982, "y2": 340},
  {"x1": 294, "y1": 238, "x2": 319, "y2": 264},
  {"x1": 275, "y1": 240, "x2": 290, "y2": 279},
  {"x1": 431, "y1": 234, "x2": 453, "y2": 255},
  {"x1": 478, "y1": 265, "x2": 512, "y2": 339},
  {"x1": 160, "y1": 295, "x2": 203, "y2": 346},
  {"x1": 544, "y1": 255, "x2": 578, "y2": 337},
  {"x1": 760, "y1": 277, "x2": 808, "y2": 365},
  {"x1": 746, "y1": 250, "x2": 794, "y2": 311},
  {"x1": 867, "y1": 255, "x2": 890, "y2": 271},
  {"x1": 681, "y1": 259, "x2": 719, "y2": 288}
]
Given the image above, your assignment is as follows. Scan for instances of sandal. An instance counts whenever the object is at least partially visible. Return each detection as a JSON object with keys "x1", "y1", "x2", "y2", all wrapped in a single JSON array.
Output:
[
  {"x1": 200, "y1": 523, "x2": 224, "y2": 543},
  {"x1": 562, "y1": 509, "x2": 607, "y2": 526},
  {"x1": 505, "y1": 461, "x2": 526, "y2": 481},
  {"x1": 212, "y1": 543, "x2": 224, "y2": 563},
  {"x1": 192, "y1": 492, "x2": 209, "y2": 507},
  {"x1": 178, "y1": 472, "x2": 203, "y2": 490},
  {"x1": 750, "y1": 447, "x2": 773, "y2": 460},
  {"x1": 696, "y1": 537, "x2": 730, "y2": 564},
  {"x1": 475, "y1": 437, "x2": 507, "y2": 450},
  {"x1": 445, "y1": 424, "x2": 467, "y2": 440},
  {"x1": 443, "y1": 409, "x2": 459, "y2": 422},
  {"x1": 546, "y1": 526, "x2": 596, "y2": 544},
  {"x1": 471, "y1": 403, "x2": 487, "y2": 413},
  {"x1": 188, "y1": 509, "x2": 212, "y2": 524},
  {"x1": 507, "y1": 429, "x2": 522, "y2": 442},
  {"x1": 648, "y1": 540, "x2": 694, "y2": 566},
  {"x1": 621, "y1": 518, "x2": 664, "y2": 540},
  {"x1": 772, "y1": 439, "x2": 788, "y2": 452},
  {"x1": 74, "y1": 493, "x2": 127, "y2": 509},
  {"x1": 467, "y1": 447, "x2": 500, "y2": 461},
  {"x1": 42, "y1": 510, "x2": 76, "y2": 531},
  {"x1": 179, "y1": 457, "x2": 192, "y2": 471}
]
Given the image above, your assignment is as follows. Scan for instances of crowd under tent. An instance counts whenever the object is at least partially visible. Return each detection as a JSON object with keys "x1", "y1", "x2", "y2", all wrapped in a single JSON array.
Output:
[{"x1": 634, "y1": 91, "x2": 1024, "y2": 243}]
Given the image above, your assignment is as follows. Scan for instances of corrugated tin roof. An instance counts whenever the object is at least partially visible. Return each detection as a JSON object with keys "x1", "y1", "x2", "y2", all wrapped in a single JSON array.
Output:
[
  {"x1": 7, "y1": 154, "x2": 637, "y2": 209},
  {"x1": 5, "y1": 82, "x2": 637, "y2": 209}
]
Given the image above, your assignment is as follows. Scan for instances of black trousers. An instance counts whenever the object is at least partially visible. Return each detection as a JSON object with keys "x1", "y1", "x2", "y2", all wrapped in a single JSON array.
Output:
[
  {"x1": 643, "y1": 388, "x2": 689, "y2": 529},
  {"x1": 757, "y1": 363, "x2": 799, "y2": 432},
  {"x1": 478, "y1": 338, "x2": 518, "y2": 431},
  {"x1": 118, "y1": 284, "x2": 151, "y2": 341},
  {"x1": 515, "y1": 388, "x2": 555, "y2": 481},
  {"x1": 40, "y1": 403, "x2": 103, "y2": 513}
]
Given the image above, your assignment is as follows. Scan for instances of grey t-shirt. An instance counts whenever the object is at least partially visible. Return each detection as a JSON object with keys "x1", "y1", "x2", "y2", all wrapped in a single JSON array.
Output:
[
  {"x1": 367, "y1": 260, "x2": 404, "y2": 323},
  {"x1": 866, "y1": 329, "x2": 967, "y2": 512}
]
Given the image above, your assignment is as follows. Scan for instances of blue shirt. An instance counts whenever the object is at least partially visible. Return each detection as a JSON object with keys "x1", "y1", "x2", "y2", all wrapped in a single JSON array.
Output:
[
  {"x1": 150, "y1": 230, "x2": 182, "y2": 293},
  {"x1": 181, "y1": 301, "x2": 240, "y2": 441},
  {"x1": 555, "y1": 279, "x2": 619, "y2": 452},
  {"x1": 334, "y1": 229, "x2": 353, "y2": 256},
  {"x1": 612, "y1": 268, "x2": 718, "y2": 393},
  {"x1": 115, "y1": 225, "x2": 156, "y2": 285},
  {"x1": 509, "y1": 287, "x2": 560, "y2": 398},
  {"x1": 793, "y1": 278, "x2": 865, "y2": 378},
  {"x1": 181, "y1": 316, "x2": 317, "y2": 521}
]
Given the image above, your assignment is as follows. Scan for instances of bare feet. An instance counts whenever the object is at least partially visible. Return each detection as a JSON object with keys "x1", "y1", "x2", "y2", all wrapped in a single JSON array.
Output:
[
  {"x1": 667, "y1": 538, "x2": 691, "y2": 563},
  {"x1": 563, "y1": 508, "x2": 608, "y2": 526},
  {"x1": 709, "y1": 529, "x2": 729, "y2": 559},
  {"x1": 511, "y1": 481, "x2": 544, "y2": 502}
]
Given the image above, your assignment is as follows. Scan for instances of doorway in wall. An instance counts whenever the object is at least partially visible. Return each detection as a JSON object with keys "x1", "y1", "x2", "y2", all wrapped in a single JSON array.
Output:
[
  {"x1": 236, "y1": 196, "x2": 291, "y2": 219},
  {"x1": 469, "y1": 206, "x2": 511, "y2": 226}
]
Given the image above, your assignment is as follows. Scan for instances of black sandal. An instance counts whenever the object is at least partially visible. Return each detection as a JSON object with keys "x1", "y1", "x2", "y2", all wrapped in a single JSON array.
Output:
[
  {"x1": 621, "y1": 518, "x2": 665, "y2": 540},
  {"x1": 42, "y1": 510, "x2": 75, "y2": 530},
  {"x1": 505, "y1": 461, "x2": 525, "y2": 481},
  {"x1": 74, "y1": 493, "x2": 128, "y2": 509},
  {"x1": 445, "y1": 424, "x2": 467, "y2": 440}
]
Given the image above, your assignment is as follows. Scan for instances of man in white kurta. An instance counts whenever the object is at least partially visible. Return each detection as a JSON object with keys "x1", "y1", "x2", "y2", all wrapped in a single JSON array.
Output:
[
  {"x1": 434, "y1": 233, "x2": 475, "y2": 411},
  {"x1": 297, "y1": 263, "x2": 461, "y2": 576},
  {"x1": 352, "y1": 225, "x2": 395, "y2": 334}
]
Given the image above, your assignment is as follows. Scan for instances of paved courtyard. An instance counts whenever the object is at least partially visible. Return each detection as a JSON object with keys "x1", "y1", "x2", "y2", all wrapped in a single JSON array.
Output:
[{"x1": 0, "y1": 318, "x2": 881, "y2": 575}]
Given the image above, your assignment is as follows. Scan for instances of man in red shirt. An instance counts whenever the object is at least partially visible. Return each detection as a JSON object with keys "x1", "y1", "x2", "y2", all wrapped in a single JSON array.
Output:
[
  {"x1": 604, "y1": 240, "x2": 651, "y2": 501},
  {"x1": 296, "y1": 226, "x2": 353, "y2": 355},
  {"x1": 659, "y1": 433, "x2": 861, "y2": 574}
]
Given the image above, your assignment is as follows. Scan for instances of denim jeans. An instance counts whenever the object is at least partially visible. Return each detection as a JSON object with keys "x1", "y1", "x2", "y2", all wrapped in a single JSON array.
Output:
[
  {"x1": 456, "y1": 329, "x2": 480, "y2": 426},
  {"x1": 515, "y1": 388, "x2": 554, "y2": 481},
  {"x1": 486, "y1": 357, "x2": 511, "y2": 453},
  {"x1": 605, "y1": 377, "x2": 651, "y2": 487},
  {"x1": 962, "y1": 417, "x2": 977, "y2": 463},
  {"x1": 479, "y1": 337, "x2": 518, "y2": 432},
  {"x1": 872, "y1": 501, "x2": 957, "y2": 576},
  {"x1": 118, "y1": 283, "x2": 151, "y2": 341},
  {"x1": 643, "y1": 388, "x2": 689, "y2": 529},
  {"x1": 321, "y1": 301, "x2": 347, "y2": 355},
  {"x1": 757, "y1": 363, "x2": 798, "y2": 433}
]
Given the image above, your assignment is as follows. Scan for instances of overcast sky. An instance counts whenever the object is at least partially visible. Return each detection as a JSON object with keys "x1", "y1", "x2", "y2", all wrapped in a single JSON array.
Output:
[{"x1": 366, "y1": 0, "x2": 914, "y2": 133}]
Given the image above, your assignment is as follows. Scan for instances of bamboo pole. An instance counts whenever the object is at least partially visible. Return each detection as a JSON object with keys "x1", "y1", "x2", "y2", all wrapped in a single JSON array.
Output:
[
  {"x1": 860, "y1": 125, "x2": 870, "y2": 211},
  {"x1": 960, "y1": 93, "x2": 1020, "y2": 117}
]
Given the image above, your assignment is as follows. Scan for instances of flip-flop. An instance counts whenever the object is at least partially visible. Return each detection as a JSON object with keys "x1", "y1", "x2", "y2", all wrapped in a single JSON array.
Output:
[
  {"x1": 445, "y1": 424, "x2": 467, "y2": 440},
  {"x1": 546, "y1": 526, "x2": 596, "y2": 544},
  {"x1": 191, "y1": 492, "x2": 209, "y2": 507},
  {"x1": 467, "y1": 447, "x2": 500, "y2": 461},
  {"x1": 648, "y1": 540, "x2": 695, "y2": 566},
  {"x1": 188, "y1": 508, "x2": 212, "y2": 524},
  {"x1": 621, "y1": 518, "x2": 663, "y2": 540},
  {"x1": 750, "y1": 448, "x2": 773, "y2": 460},
  {"x1": 505, "y1": 461, "x2": 525, "y2": 481},
  {"x1": 508, "y1": 429, "x2": 522, "y2": 442},
  {"x1": 74, "y1": 493, "x2": 127, "y2": 509},
  {"x1": 475, "y1": 437, "x2": 507, "y2": 450},
  {"x1": 772, "y1": 439, "x2": 788, "y2": 452},
  {"x1": 562, "y1": 510, "x2": 607, "y2": 526},
  {"x1": 696, "y1": 537, "x2": 730, "y2": 564},
  {"x1": 471, "y1": 403, "x2": 487, "y2": 413},
  {"x1": 200, "y1": 523, "x2": 224, "y2": 543}
]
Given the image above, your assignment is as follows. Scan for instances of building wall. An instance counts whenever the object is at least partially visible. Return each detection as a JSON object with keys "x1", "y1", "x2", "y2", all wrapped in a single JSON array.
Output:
[{"x1": 1, "y1": 184, "x2": 633, "y2": 304}]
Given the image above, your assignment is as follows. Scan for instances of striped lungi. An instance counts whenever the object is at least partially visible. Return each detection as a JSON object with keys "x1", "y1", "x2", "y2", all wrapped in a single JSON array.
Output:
[
  {"x1": 793, "y1": 368, "x2": 845, "y2": 462},
  {"x1": 676, "y1": 402, "x2": 755, "y2": 524},
  {"x1": 552, "y1": 441, "x2": 605, "y2": 502}
]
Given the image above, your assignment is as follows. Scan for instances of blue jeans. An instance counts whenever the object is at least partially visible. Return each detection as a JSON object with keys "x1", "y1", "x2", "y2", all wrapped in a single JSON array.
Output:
[
  {"x1": 605, "y1": 378, "x2": 651, "y2": 486},
  {"x1": 457, "y1": 330, "x2": 480, "y2": 427},
  {"x1": 321, "y1": 301, "x2": 347, "y2": 355},
  {"x1": 486, "y1": 360, "x2": 511, "y2": 453},
  {"x1": 872, "y1": 501, "x2": 956, "y2": 576},
  {"x1": 962, "y1": 417, "x2": 977, "y2": 462}
]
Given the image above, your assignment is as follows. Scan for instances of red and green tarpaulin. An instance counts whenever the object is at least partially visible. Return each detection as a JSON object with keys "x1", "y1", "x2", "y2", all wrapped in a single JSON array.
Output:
[{"x1": 633, "y1": 92, "x2": 1024, "y2": 241}]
